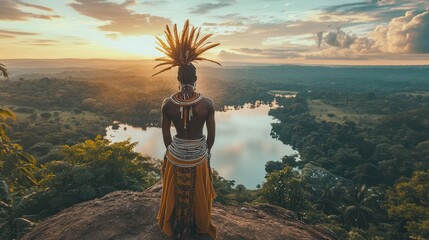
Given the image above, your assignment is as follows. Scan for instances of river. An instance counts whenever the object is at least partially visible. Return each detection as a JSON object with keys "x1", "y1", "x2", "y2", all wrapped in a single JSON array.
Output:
[{"x1": 105, "y1": 98, "x2": 298, "y2": 189}]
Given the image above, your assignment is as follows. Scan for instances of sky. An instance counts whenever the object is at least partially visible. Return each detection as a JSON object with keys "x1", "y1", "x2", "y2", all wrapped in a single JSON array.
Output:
[{"x1": 1, "y1": 0, "x2": 429, "y2": 65}]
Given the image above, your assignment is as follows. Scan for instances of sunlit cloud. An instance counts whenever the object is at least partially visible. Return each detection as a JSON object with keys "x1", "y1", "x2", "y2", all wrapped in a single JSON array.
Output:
[
  {"x1": 371, "y1": 10, "x2": 429, "y2": 53},
  {"x1": 190, "y1": 0, "x2": 237, "y2": 14},
  {"x1": 140, "y1": 0, "x2": 169, "y2": 6},
  {"x1": 315, "y1": 10, "x2": 429, "y2": 57},
  {"x1": 324, "y1": 0, "x2": 429, "y2": 23},
  {"x1": 320, "y1": 28, "x2": 357, "y2": 48},
  {"x1": 0, "y1": 0, "x2": 428, "y2": 63},
  {"x1": 219, "y1": 48, "x2": 302, "y2": 61},
  {"x1": 0, "y1": 0, "x2": 60, "y2": 21},
  {"x1": 305, "y1": 48, "x2": 369, "y2": 60},
  {"x1": 16, "y1": 1, "x2": 53, "y2": 12},
  {"x1": 0, "y1": 29, "x2": 38, "y2": 36},
  {"x1": 25, "y1": 39, "x2": 60, "y2": 46},
  {"x1": 105, "y1": 33, "x2": 119, "y2": 40},
  {"x1": 69, "y1": 0, "x2": 171, "y2": 36},
  {"x1": 0, "y1": 34, "x2": 14, "y2": 39}
]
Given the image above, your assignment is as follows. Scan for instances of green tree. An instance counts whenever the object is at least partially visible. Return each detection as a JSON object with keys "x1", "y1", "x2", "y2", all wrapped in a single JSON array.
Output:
[
  {"x1": 374, "y1": 143, "x2": 412, "y2": 184},
  {"x1": 387, "y1": 170, "x2": 429, "y2": 239},
  {"x1": 261, "y1": 166, "x2": 310, "y2": 217},
  {"x1": 26, "y1": 136, "x2": 158, "y2": 217},
  {"x1": 314, "y1": 186, "x2": 340, "y2": 215},
  {"x1": 300, "y1": 163, "x2": 351, "y2": 215},
  {"x1": 0, "y1": 108, "x2": 39, "y2": 240},
  {"x1": 234, "y1": 184, "x2": 252, "y2": 204},
  {"x1": 342, "y1": 184, "x2": 378, "y2": 229},
  {"x1": 281, "y1": 154, "x2": 301, "y2": 167},
  {"x1": 0, "y1": 180, "x2": 37, "y2": 239},
  {"x1": 212, "y1": 169, "x2": 236, "y2": 205},
  {"x1": 1, "y1": 108, "x2": 38, "y2": 191},
  {"x1": 264, "y1": 160, "x2": 285, "y2": 175}
]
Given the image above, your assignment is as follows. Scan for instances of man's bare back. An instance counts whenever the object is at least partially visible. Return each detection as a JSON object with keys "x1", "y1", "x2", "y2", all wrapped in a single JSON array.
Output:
[{"x1": 161, "y1": 92, "x2": 216, "y2": 154}]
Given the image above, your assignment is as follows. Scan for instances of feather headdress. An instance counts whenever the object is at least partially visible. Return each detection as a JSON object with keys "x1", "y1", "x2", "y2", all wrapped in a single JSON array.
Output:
[
  {"x1": 152, "y1": 19, "x2": 221, "y2": 77},
  {"x1": 0, "y1": 63, "x2": 8, "y2": 78}
]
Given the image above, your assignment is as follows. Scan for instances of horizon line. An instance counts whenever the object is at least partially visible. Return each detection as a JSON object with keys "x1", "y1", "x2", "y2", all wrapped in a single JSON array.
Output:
[{"x1": 1, "y1": 58, "x2": 429, "y2": 67}]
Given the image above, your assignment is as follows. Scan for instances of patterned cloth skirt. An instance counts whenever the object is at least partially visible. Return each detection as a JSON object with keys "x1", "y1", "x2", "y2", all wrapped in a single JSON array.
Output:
[{"x1": 157, "y1": 135, "x2": 217, "y2": 239}]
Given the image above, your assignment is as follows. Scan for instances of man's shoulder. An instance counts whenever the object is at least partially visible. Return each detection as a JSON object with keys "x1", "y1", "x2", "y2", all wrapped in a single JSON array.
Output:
[
  {"x1": 161, "y1": 97, "x2": 173, "y2": 110},
  {"x1": 162, "y1": 96, "x2": 171, "y2": 102},
  {"x1": 202, "y1": 96, "x2": 214, "y2": 106}
]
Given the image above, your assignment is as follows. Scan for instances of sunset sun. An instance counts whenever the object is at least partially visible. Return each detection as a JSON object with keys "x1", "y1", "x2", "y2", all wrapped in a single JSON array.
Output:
[{"x1": 103, "y1": 35, "x2": 162, "y2": 58}]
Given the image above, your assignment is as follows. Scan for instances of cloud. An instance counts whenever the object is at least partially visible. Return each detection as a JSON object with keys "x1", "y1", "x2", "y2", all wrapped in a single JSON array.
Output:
[
  {"x1": 211, "y1": 20, "x2": 341, "y2": 48},
  {"x1": 371, "y1": 10, "x2": 429, "y2": 53},
  {"x1": 203, "y1": 20, "x2": 245, "y2": 27},
  {"x1": 324, "y1": 0, "x2": 428, "y2": 23},
  {"x1": 0, "y1": 29, "x2": 38, "y2": 36},
  {"x1": 27, "y1": 39, "x2": 60, "y2": 46},
  {"x1": 323, "y1": 28, "x2": 357, "y2": 48},
  {"x1": 305, "y1": 48, "x2": 369, "y2": 60},
  {"x1": 190, "y1": 0, "x2": 236, "y2": 14},
  {"x1": 69, "y1": 0, "x2": 171, "y2": 36},
  {"x1": 326, "y1": 1, "x2": 394, "y2": 14},
  {"x1": 16, "y1": 38, "x2": 89, "y2": 47},
  {"x1": 0, "y1": 34, "x2": 15, "y2": 39},
  {"x1": 105, "y1": 33, "x2": 119, "y2": 40},
  {"x1": 316, "y1": 32, "x2": 323, "y2": 48},
  {"x1": 140, "y1": 0, "x2": 169, "y2": 6},
  {"x1": 219, "y1": 48, "x2": 301, "y2": 60},
  {"x1": 0, "y1": 0, "x2": 60, "y2": 21},
  {"x1": 317, "y1": 28, "x2": 377, "y2": 53},
  {"x1": 0, "y1": 29, "x2": 39, "y2": 38},
  {"x1": 205, "y1": 13, "x2": 353, "y2": 56},
  {"x1": 214, "y1": 14, "x2": 252, "y2": 22},
  {"x1": 16, "y1": 1, "x2": 53, "y2": 11},
  {"x1": 313, "y1": 10, "x2": 429, "y2": 59}
]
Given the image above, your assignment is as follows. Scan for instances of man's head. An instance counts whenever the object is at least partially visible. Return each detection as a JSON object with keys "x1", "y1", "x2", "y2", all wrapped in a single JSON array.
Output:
[{"x1": 177, "y1": 63, "x2": 197, "y2": 85}]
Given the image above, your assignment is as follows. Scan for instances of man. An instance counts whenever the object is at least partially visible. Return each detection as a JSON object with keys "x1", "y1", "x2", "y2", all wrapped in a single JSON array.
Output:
[{"x1": 155, "y1": 20, "x2": 220, "y2": 240}]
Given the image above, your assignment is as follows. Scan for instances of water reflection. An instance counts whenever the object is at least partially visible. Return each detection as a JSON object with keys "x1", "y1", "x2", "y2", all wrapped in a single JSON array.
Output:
[{"x1": 105, "y1": 99, "x2": 298, "y2": 189}]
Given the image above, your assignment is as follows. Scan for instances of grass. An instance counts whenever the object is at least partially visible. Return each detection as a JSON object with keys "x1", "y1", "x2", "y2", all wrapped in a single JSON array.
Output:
[
  {"x1": 7, "y1": 105, "x2": 107, "y2": 131},
  {"x1": 307, "y1": 99, "x2": 381, "y2": 125}
]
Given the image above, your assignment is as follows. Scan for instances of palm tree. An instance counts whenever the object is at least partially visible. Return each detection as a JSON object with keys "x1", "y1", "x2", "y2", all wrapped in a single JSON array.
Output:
[
  {"x1": 0, "y1": 180, "x2": 37, "y2": 239},
  {"x1": 0, "y1": 108, "x2": 16, "y2": 153},
  {"x1": 0, "y1": 63, "x2": 8, "y2": 78},
  {"x1": 0, "y1": 108, "x2": 38, "y2": 190},
  {"x1": 0, "y1": 108, "x2": 16, "y2": 154},
  {"x1": 0, "y1": 114, "x2": 38, "y2": 239},
  {"x1": 0, "y1": 108, "x2": 15, "y2": 120},
  {"x1": 342, "y1": 184, "x2": 378, "y2": 229},
  {"x1": 314, "y1": 186, "x2": 340, "y2": 215}
]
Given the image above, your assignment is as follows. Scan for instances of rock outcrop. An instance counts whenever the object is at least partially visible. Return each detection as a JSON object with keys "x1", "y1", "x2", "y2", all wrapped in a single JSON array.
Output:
[{"x1": 21, "y1": 182, "x2": 337, "y2": 240}]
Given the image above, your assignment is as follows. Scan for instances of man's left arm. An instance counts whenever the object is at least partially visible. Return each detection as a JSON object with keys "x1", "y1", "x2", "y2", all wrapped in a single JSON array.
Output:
[{"x1": 161, "y1": 99, "x2": 172, "y2": 149}]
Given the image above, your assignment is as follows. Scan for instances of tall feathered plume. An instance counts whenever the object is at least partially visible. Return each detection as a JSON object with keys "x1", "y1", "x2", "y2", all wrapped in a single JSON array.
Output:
[
  {"x1": 0, "y1": 63, "x2": 8, "y2": 78},
  {"x1": 152, "y1": 19, "x2": 221, "y2": 77}
]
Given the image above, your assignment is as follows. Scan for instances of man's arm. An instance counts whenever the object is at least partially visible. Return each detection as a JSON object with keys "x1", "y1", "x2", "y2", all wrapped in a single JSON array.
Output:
[
  {"x1": 206, "y1": 99, "x2": 215, "y2": 154},
  {"x1": 161, "y1": 99, "x2": 172, "y2": 149}
]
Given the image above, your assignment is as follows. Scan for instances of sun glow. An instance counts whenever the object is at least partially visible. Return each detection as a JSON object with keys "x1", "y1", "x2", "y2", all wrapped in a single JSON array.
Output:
[{"x1": 103, "y1": 35, "x2": 163, "y2": 58}]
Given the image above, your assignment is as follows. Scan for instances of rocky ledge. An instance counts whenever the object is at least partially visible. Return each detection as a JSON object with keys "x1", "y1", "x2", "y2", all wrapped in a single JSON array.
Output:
[{"x1": 21, "y1": 182, "x2": 336, "y2": 240}]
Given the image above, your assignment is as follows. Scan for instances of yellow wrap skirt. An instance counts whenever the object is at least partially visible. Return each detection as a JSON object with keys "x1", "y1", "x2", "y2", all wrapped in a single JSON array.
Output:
[{"x1": 157, "y1": 149, "x2": 217, "y2": 239}]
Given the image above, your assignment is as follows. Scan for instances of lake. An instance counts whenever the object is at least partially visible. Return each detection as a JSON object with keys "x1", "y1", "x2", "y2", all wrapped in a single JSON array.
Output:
[{"x1": 105, "y1": 98, "x2": 298, "y2": 189}]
